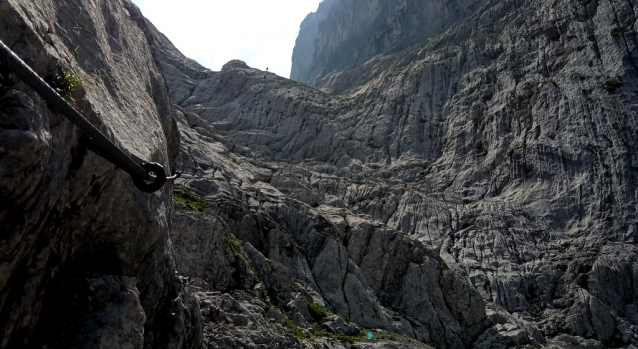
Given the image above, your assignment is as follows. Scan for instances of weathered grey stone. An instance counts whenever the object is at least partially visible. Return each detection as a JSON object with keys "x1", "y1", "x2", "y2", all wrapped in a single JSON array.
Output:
[
  {"x1": 322, "y1": 315, "x2": 361, "y2": 336},
  {"x1": 291, "y1": 0, "x2": 489, "y2": 84},
  {"x1": 5, "y1": 0, "x2": 638, "y2": 347},
  {"x1": 0, "y1": 0, "x2": 200, "y2": 348},
  {"x1": 156, "y1": 0, "x2": 638, "y2": 347}
]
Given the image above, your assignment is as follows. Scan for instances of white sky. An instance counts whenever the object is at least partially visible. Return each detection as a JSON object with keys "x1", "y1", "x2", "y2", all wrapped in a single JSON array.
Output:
[{"x1": 130, "y1": 0, "x2": 322, "y2": 78}]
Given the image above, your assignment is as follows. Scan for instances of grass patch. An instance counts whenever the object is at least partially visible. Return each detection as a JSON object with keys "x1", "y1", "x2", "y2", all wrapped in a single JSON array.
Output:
[
  {"x1": 285, "y1": 317, "x2": 367, "y2": 344},
  {"x1": 285, "y1": 318, "x2": 305, "y2": 338},
  {"x1": 232, "y1": 157, "x2": 238, "y2": 163},
  {"x1": 307, "y1": 301, "x2": 328, "y2": 321},
  {"x1": 226, "y1": 233, "x2": 250, "y2": 263},
  {"x1": 173, "y1": 187, "x2": 207, "y2": 211},
  {"x1": 334, "y1": 333, "x2": 367, "y2": 343},
  {"x1": 53, "y1": 71, "x2": 83, "y2": 100}
]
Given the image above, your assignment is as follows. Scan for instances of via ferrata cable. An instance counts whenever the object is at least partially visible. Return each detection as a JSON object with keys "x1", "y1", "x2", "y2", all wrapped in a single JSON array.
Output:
[{"x1": 0, "y1": 39, "x2": 180, "y2": 193}]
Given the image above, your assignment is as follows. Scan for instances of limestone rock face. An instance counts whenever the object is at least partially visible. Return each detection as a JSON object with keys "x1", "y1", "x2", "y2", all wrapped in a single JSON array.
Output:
[
  {"x1": 3, "y1": 0, "x2": 638, "y2": 347},
  {"x1": 166, "y1": 101, "x2": 484, "y2": 348},
  {"x1": 0, "y1": 0, "x2": 200, "y2": 348},
  {"x1": 290, "y1": 0, "x2": 488, "y2": 83},
  {"x1": 161, "y1": 0, "x2": 638, "y2": 347}
]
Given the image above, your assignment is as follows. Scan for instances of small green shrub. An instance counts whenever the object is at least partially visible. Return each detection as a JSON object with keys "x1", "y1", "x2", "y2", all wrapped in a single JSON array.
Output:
[
  {"x1": 307, "y1": 301, "x2": 328, "y2": 320},
  {"x1": 173, "y1": 187, "x2": 207, "y2": 211},
  {"x1": 226, "y1": 233, "x2": 250, "y2": 263},
  {"x1": 341, "y1": 210, "x2": 352, "y2": 233},
  {"x1": 285, "y1": 318, "x2": 305, "y2": 338},
  {"x1": 53, "y1": 71, "x2": 83, "y2": 100},
  {"x1": 232, "y1": 157, "x2": 238, "y2": 163},
  {"x1": 611, "y1": 28, "x2": 626, "y2": 36}
]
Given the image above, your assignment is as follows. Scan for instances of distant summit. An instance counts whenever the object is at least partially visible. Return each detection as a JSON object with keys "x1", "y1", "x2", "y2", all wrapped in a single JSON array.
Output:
[
  {"x1": 290, "y1": 0, "x2": 487, "y2": 85},
  {"x1": 222, "y1": 59, "x2": 250, "y2": 71}
]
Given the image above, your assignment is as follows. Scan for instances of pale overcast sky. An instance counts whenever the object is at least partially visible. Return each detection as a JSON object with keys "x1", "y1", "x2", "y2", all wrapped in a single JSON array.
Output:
[{"x1": 130, "y1": 0, "x2": 322, "y2": 78}]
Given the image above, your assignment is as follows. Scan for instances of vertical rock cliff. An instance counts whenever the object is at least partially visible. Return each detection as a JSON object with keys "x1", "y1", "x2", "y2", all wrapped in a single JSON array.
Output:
[
  {"x1": 0, "y1": 0, "x2": 200, "y2": 348},
  {"x1": 290, "y1": 0, "x2": 488, "y2": 84}
]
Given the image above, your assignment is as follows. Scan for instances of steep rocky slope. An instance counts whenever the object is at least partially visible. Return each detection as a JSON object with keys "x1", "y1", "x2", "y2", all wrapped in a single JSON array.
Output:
[
  {"x1": 0, "y1": 0, "x2": 201, "y2": 348},
  {"x1": 160, "y1": 0, "x2": 638, "y2": 348},
  {"x1": 157, "y1": 35, "x2": 491, "y2": 347}
]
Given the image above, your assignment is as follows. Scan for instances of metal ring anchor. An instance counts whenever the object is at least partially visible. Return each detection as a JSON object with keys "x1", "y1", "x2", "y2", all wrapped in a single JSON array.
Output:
[
  {"x1": 132, "y1": 162, "x2": 168, "y2": 193},
  {"x1": 132, "y1": 162, "x2": 182, "y2": 193}
]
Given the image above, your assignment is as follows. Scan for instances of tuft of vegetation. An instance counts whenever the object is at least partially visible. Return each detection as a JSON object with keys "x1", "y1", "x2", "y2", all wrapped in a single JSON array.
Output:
[
  {"x1": 307, "y1": 301, "x2": 328, "y2": 321},
  {"x1": 606, "y1": 80, "x2": 623, "y2": 92},
  {"x1": 262, "y1": 174, "x2": 273, "y2": 184},
  {"x1": 558, "y1": 241, "x2": 571, "y2": 253},
  {"x1": 173, "y1": 187, "x2": 207, "y2": 211},
  {"x1": 341, "y1": 210, "x2": 352, "y2": 233},
  {"x1": 226, "y1": 233, "x2": 250, "y2": 263},
  {"x1": 53, "y1": 71, "x2": 83, "y2": 100},
  {"x1": 285, "y1": 318, "x2": 305, "y2": 338},
  {"x1": 231, "y1": 157, "x2": 238, "y2": 163},
  {"x1": 285, "y1": 316, "x2": 368, "y2": 344}
]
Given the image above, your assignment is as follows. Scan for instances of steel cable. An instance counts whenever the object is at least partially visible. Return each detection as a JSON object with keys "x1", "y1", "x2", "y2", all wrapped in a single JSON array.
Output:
[{"x1": 0, "y1": 39, "x2": 179, "y2": 192}]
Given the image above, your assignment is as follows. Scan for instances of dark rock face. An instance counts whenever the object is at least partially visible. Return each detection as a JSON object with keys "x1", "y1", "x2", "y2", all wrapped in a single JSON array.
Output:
[
  {"x1": 290, "y1": 0, "x2": 488, "y2": 84},
  {"x1": 0, "y1": 0, "x2": 200, "y2": 348}
]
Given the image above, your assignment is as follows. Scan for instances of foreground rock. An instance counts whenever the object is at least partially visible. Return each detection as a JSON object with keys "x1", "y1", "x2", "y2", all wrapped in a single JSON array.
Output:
[
  {"x1": 0, "y1": 0, "x2": 200, "y2": 347},
  {"x1": 3, "y1": 0, "x2": 638, "y2": 347}
]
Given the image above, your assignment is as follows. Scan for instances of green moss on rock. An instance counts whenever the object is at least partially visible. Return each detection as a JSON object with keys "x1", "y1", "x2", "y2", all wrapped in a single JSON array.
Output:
[{"x1": 173, "y1": 187, "x2": 207, "y2": 211}]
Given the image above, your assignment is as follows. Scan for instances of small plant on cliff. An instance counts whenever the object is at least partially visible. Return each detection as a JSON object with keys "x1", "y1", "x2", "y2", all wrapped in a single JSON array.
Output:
[
  {"x1": 341, "y1": 210, "x2": 352, "y2": 233},
  {"x1": 285, "y1": 318, "x2": 306, "y2": 338},
  {"x1": 307, "y1": 301, "x2": 328, "y2": 321},
  {"x1": 173, "y1": 187, "x2": 207, "y2": 211},
  {"x1": 225, "y1": 233, "x2": 250, "y2": 263},
  {"x1": 53, "y1": 71, "x2": 83, "y2": 100},
  {"x1": 611, "y1": 27, "x2": 626, "y2": 36}
]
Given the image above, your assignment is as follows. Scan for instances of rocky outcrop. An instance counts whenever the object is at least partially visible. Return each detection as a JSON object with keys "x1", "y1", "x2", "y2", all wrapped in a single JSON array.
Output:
[
  {"x1": 165, "y1": 99, "x2": 488, "y2": 348},
  {"x1": 0, "y1": 0, "x2": 200, "y2": 348},
  {"x1": 290, "y1": 0, "x2": 488, "y2": 84},
  {"x1": 162, "y1": 0, "x2": 638, "y2": 347}
]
